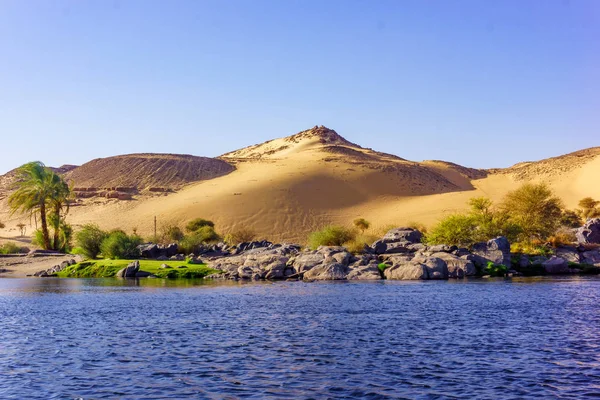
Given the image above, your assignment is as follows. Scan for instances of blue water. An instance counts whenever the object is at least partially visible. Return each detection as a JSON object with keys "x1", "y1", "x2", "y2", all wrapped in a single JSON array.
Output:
[{"x1": 1, "y1": 277, "x2": 599, "y2": 399}]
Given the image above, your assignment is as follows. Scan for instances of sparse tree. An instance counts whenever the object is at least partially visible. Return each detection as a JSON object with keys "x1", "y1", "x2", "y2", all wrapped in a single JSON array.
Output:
[
  {"x1": 17, "y1": 223, "x2": 26, "y2": 236},
  {"x1": 353, "y1": 218, "x2": 370, "y2": 233},
  {"x1": 578, "y1": 197, "x2": 600, "y2": 219},
  {"x1": 501, "y1": 183, "x2": 563, "y2": 242}
]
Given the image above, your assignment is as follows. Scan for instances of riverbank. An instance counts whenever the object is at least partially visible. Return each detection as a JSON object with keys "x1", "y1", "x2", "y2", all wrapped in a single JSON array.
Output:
[
  {"x1": 0, "y1": 254, "x2": 84, "y2": 278},
  {"x1": 56, "y1": 259, "x2": 217, "y2": 279}
]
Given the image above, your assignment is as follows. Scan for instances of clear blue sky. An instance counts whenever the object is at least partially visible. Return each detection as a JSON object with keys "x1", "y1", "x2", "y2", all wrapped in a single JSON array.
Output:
[{"x1": 0, "y1": 0, "x2": 598, "y2": 174}]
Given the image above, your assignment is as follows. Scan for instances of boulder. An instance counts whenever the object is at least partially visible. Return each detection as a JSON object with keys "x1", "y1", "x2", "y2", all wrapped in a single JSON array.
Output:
[
  {"x1": 138, "y1": 244, "x2": 159, "y2": 258},
  {"x1": 244, "y1": 254, "x2": 288, "y2": 280},
  {"x1": 384, "y1": 262, "x2": 427, "y2": 280},
  {"x1": 234, "y1": 240, "x2": 273, "y2": 254},
  {"x1": 471, "y1": 237, "x2": 511, "y2": 267},
  {"x1": 428, "y1": 244, "x2": 456, "y2": 253},
  {"x1": 576, "y1": 218, "x2": 600, "y2": 244},
  {"x1": 303, "y1": 263, "x2": 350, "y2": 281},
  {"x1": 115, "y1": 260, "x2": 140, "y2": 278},
  {"x1": 163, "y1": 243, "x2": 179, "y2": 257},
  {"x1": 582, "y1": 250, "x2": 600, "y2": 266},
  {"x1": 431, "y1": 252, "x2": 476, "y2": 278},
  {"x1": 542, "y1": 256, "x2": 571, "y2": 274},
  {"x1": 554, "y1": 246, "x2": 581, "y2": 264},
  {"x1": 370, "y1": 240, "x2": 388, "y2": 254},
  {"x1": 347, "y1": 263, "x2": 382, "y2": 280},
  {"x1": 290, "y1": 252, "x2": 325, "y2": 273},
  {"x1": 413, "y1": 256, "x2": 449, "y2": 279},
  {"x1": 381, "y1": 228, "x2": 423, "y2": 244},
  {"x1": 382, "y1": 242, "x2": 413, "y2": 254}
]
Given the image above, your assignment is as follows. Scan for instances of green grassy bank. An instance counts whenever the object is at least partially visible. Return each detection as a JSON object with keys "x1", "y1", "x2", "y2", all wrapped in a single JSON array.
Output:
[{"x1": 57, "y1": 259, "x2": 220, "y2": 279}]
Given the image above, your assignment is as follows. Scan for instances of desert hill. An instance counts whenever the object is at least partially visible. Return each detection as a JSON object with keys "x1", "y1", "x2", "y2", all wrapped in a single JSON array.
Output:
[
  {"x1": 1, "y1": 126, "x2": 599, "y2": 243},
  {"x1": 64, "y1": 153, "x2": 235, "y2": 192}
]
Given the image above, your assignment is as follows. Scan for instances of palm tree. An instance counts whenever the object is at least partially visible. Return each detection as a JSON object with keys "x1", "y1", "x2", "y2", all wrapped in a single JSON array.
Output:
[
  {"x1": 47, "y1": 171, "x2": 72, "y2": 250},
  {"x1": 8, "y1": 162, "x2": 53, "y2": 249}
]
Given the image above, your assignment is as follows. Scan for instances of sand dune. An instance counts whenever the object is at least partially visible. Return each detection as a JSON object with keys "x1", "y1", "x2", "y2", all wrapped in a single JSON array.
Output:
[{"x1": 1, "y1": 127, "x2": 599, "y2": 244}]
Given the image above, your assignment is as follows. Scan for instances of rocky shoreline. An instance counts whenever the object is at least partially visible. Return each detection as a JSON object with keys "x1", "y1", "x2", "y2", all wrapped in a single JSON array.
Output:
[
  {"x1": 202, "y1": 226, "x2": 600, "y2": 281},
  {"x1": 30, "y1": 219, "x2": 600, "y2": 281}
]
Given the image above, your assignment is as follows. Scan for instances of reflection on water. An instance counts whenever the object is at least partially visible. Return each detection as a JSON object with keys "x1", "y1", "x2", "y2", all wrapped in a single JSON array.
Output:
[{"x1": 0, "y1": 277, "x2": 599, "y2": 399}]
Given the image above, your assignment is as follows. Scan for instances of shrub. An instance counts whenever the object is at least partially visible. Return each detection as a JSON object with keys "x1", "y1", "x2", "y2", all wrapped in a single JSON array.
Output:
[
  {"x1": 353, "y1": 218, "x2": 370, "y2": 233},
  {"x1": 511, "y1": 241, "x2": 553, "y2": 256},
  {"x1": 378, "y1": 263, "x2": 389, "y2": 273},
  {"x1": 161, "y1": 223, "x2": 184, "y2": 242},
  {"x1": 500, "y1": 183, "x2": 563, "y2": 242},
  {"x1": 0, "y1": 242, "x2": 23, "y2": 254},
  {"x1": 578, "y1": 197, "x2": 600, "y2": 219},
  {"x1": 56, "y1": 222, "x2": 73, "y2": 253},
  {"x1": 75, "y1": 224, "x2": 108, "y2": 259},
  {"x1": 0, "y1": 221, "x2": 5, "y2": 229},
  {"x1": 224, "y1": 228, "x2": 257, "y2": 245},
  {"x1": 343, "y1": 233, "x2": 379, "y2": 254},
  {"x1": 178, "y1": 226, "x2": 221, "y2": 254},
  {"x1": 100, "y1": 230, "x2": 143, "y2": 259},
  {"x1": 425, "y1": 214, "x2": 477, "y2": 247},
  {"x1": 547, "y1": 227, "x2": 576, "y2": 247},
  {"x1": 560, "y1": 210, "x2": 582, "y2": 228},
  {"x1": 185, "y1": 218, "x2": 215, "y2": 233},
  {"x1": 308, "y1": 226, "x2": 355, "y2": 249},
  {"x1": 426, "y1": 196, "x2": 523, "y2": 247}
]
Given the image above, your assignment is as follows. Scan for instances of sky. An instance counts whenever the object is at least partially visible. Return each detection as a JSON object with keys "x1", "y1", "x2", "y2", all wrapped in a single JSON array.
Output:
[{"x1": 0, "y1": 0, "x2": 598, "y2": 174}]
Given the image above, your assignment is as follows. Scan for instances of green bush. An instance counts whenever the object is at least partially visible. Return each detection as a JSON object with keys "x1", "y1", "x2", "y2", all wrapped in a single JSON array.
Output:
[
  {"x1": 307, "y1": 226, "x2": 355, "y2": 249},
  {"x1": 178, "y1": 226, "x2": 221, "y2": 254},
  {"x1": 501, "y1": 183, "x2": 563, "y2": 242},
  {"x1": 0, "y1": 242, "x2": 23, "y2": 254},
  {"x1": 100, "y1": 230, "x2": 143, "y2": 259},
  {"x1": 426, "y1": 196, "x2": 523, "y2": 247},
  {"x1": 483, "y1": 261, "x2": 508, "y2": 277},
  {"x1": 75, "y1": 224, "x2": 108, "y2": 259},
  {"x1": 378, "y1": 263, "x2": 389, "y2": 273},
  {"x1": 185, "y1": 218, "x2": 215, "y2": 233},
  {"x1": 425, "y1": 214, "x2": 477, "y2": 247}
]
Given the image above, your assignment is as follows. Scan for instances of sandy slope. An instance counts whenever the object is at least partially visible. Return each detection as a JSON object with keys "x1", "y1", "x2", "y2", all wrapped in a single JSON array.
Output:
[{"x1": 0, "y1": 127, "x2": 599, "y2": 244}]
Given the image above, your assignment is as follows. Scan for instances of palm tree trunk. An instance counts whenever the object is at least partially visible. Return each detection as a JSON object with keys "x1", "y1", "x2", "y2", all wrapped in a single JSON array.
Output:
[
  {"x1": 53, "y1": 204, "x2": 60, "y2": 251},
  {"x1": 39, "y1": 203, "x2": 51, "y2": 250}
]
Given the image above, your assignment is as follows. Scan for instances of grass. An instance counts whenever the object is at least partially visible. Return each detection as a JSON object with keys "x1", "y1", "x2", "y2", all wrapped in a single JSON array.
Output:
[{"x1": 56, "y1": 259, "x2": 220, "y2": 279}]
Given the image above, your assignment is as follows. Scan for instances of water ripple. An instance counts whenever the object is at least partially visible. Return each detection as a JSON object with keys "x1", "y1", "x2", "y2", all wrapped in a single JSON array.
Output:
[{"x1": 0, "y1": 277, "x2": 599, "y2": 398}]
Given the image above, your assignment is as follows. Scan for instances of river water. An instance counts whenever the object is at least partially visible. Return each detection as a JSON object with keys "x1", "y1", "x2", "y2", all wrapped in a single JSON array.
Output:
[{"x1": 1, "y1": 277, "x2": 599, "y2": 399}]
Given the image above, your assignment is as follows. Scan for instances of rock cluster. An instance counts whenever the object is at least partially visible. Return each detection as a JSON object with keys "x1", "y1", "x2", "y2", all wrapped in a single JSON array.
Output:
[
  {"x1": 33, "y1": 258, "x2": 78, "y2": 277},
  {"x1": 203, "y1": 226, "x2": 600, "y2": 281},
  {"x1": 576, "y1": 218, "x2": 600, "y2": 244}
]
